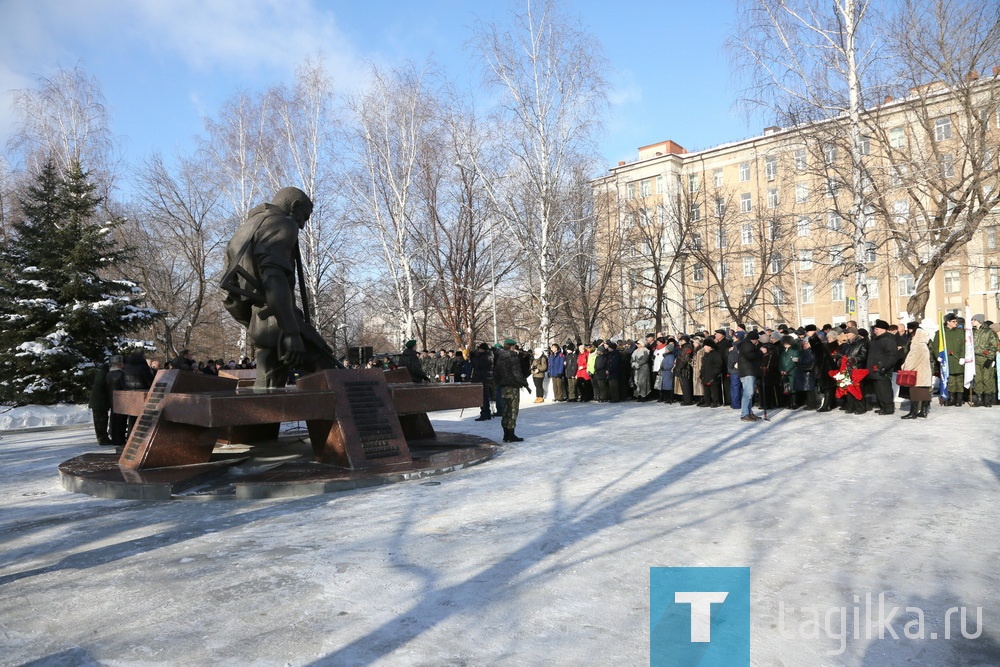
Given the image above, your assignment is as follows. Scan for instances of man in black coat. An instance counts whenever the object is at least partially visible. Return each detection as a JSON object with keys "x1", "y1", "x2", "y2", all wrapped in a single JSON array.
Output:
[
  {"x1": 89, "y1": 362, "x2": 113, "y2": 446},
  {"x1": 592, "y1": 341, "x2": 609, "y2": 403},
  {"x1": 606, "y1": 341, "x2": 622, "y2": 402},
  {"x1": 564, "y1": 343, "x2": 579, "y2": 401},
  {"x1": 867, "y1": 319, "x2": 898, "y2": 415},
  {"x1": 401, "y1": 340, "x2": 431, "y2": 383},
  {"x1": 470, "y1": 343, "x2": 495, "y2": 421},
  {"x1": 737, "y1": 332, "x2": 765, "y2": 421},
  {"x1": 700, "y1": 338, "x2": 726, "y2": 407},
  {"x1": 675, "y1": 336, "x2": 695, "y2": 405},
  {"x1": 805, "y1": 324, "x2": 833, "y2": 411},
  {"x1": 105, "y1": 355, "x2": 128, "y2": 448}
]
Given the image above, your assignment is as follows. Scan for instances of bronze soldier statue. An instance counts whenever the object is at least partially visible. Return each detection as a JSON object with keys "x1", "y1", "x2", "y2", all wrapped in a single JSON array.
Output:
[{"x1": 221, "y1": 187, "x2": 343, "y2": 388}]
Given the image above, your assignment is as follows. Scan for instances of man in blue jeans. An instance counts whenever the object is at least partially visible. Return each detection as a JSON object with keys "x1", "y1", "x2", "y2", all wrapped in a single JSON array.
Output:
[
  {"x1": 728, "y1": 331, "x2": 744, "y2": 409},
  {"x1": 737, "y1": 331, "x2": 765, "y2": 422}
]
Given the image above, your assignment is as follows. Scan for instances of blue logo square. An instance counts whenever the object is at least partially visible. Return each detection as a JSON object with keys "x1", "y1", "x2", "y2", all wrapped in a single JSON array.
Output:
[{"x1": 650, "y1": 567, "x2": 750, "y2": 666}]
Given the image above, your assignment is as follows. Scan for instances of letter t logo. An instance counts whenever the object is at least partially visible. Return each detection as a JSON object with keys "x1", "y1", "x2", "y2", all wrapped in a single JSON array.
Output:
[{"x1": 674, "y1": 591, "x2": 729, "y2": 642}]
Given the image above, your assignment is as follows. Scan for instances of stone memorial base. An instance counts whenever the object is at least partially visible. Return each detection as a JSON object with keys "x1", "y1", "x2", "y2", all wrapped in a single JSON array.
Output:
[
  {"x1": 59, "y1": 368, "x2": 496, "y2": 500},
  {"x1": 59, "y1": 431, "x2": 496, "y2": 500}
]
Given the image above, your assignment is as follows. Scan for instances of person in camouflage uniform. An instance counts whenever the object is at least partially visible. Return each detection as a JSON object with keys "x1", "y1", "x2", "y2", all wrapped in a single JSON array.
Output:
[
  {"x1": 494, "y1": 338, "x2": 529, "y2": 442},
  {"x1": 971, "y1": 314, "x2": 998, "y2": 407}
]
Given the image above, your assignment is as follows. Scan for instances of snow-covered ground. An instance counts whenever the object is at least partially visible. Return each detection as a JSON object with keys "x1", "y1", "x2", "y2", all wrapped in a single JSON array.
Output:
[{"x1": 1, "y1": 395, "x2": 999, "y2": 665}]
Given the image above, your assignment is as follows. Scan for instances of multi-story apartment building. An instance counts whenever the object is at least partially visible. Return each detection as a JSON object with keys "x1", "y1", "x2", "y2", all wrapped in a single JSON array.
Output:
[{"x1": 592, "y1": 75, "x2": 1000, "y2": 337}]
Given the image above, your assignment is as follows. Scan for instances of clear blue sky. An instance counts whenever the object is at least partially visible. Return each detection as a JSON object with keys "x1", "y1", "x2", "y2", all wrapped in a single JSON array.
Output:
[{"x1": 0, "y1": 0, "x2": 756, "y2": 180}]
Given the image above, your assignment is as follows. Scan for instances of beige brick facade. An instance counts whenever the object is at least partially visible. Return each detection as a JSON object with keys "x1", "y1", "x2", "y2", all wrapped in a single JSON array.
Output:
[{"x1": 592, "y1": 81, "x2": 1000, "y2": 336}]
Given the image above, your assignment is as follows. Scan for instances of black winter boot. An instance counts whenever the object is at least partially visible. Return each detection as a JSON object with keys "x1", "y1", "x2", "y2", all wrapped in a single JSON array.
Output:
[
  {"x1": 502, "y1": 428, "x2": 511, "y2": 442},
  {"x1": 507, "y1": 429, "x2": 524, "y2": 443},
  {"x1": 900, "y1": 401, "x2": 919, "y2": 420},
  {"x1": 918, "y1": 401, "x2": 929, "y2": 418}
]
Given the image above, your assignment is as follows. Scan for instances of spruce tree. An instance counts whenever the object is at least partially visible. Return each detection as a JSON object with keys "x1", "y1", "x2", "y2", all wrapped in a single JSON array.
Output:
[{"x1": 0, "y1": 159, "x2": 159, "y2": 405}]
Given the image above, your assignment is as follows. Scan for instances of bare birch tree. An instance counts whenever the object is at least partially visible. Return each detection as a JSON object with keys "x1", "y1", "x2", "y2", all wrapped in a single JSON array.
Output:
[
  {"x1": 863, "y1": 0, "x2": 1000, "y2": 319},
  {"x1": 731, "y1": 0, "x2": 880, "y2": 324},
  {"x1": 129, "y1": 153, "x2": 227, "y2": 357},
  {"x1": 474, "y1": 0, "x2": 609, "y2": 345},
  {"x1": 7, "y1": 65, "x2": 122, "y2": 195},
  {"x1": 260, "y1": 58, "x2": 350, "y2": 339},
  {"x1": 346, "y1": 62, "x2": 440, "y2": 346}
]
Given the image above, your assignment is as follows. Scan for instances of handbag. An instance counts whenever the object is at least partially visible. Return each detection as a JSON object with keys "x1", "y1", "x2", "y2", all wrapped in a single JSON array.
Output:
[{"x1": 897, "y1": 369, "x2": 917, "y2": 387}]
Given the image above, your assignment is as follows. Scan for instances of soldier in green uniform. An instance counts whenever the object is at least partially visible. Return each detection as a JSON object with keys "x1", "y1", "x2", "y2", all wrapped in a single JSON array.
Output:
[
  {"x1": 931, "y1": 312, "x2": 965, "y2": 405},
  {"x1": 494, "y1": 338, "x2": 529, "y2": 442},
  {"x1": 971, "y1": 314, "x2": 998, "y2": 406}
]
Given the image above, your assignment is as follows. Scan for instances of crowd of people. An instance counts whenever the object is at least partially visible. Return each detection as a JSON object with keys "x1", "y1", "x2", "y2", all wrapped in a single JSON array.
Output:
[
  {"x1": 398, "y1": 315, "x2": 1000, "y2": 433},
  {"x1": 88, "y1": 349, "x2": 258, "y2": 447},
  {"x1": 88, "y1": 314, "x2": 1000, "y2": 448}
]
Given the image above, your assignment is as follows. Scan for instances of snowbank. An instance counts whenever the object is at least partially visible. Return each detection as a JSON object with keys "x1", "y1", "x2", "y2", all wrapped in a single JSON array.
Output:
[{"x1": 0, "y1": 404, "x2": 91, "y2": 431}]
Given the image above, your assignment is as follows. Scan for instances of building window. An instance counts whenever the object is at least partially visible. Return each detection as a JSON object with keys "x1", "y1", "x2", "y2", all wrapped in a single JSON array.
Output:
[
  {"x1": 898, "y1": 274, "x2": 915, "y2": 296},
  {"x1": 827, "y1": 211, "x2": 842, "y2": 231},
  {"x1": 716, "y1": 227, "x2": 727, "y2": 249},
  {"x1": 743, "y1": 255, "x2": 755, "y2": 277},
  {"x1": 656, "y1": 174, "x2": 665, "y2": 194},
  {"x1": 715, "y1": 197, "x2": 726, "y2": 217},
  {"x1": 824, "y1": 144, "x2": 838, "y2": 164},
  {"x1": 944, "y1": 269, "x2": 961, "y2": 293},
  {"x1": 689, "y1": 203, "x2": 701, "y2": 222},
  {"x1": 865, "y1": 242, "x2": 877, "y2": 263},
  {"x1": 859, "y1": 136, "x2": 870, "y2": 156},
  {"x1": 717, "y1": 260, "x2": 729, "y2": 279},
  {"x1": 891, "y1": 163, "x2": 908, "y2": 188},
  {"x1": 767, "y1": 187, "x2": 779, "y2": 209},
  {"x1": 772, "y1": 285, "x2": 786, "y2": 304},
  {"x1": 693, "y1": 262, "x2": 704, "y2": 282},
  {"x1": 695, "y1": 293, "x2": 705, "y2": 311},
  {"x1": 627, "y1": 182, "x2": 635, "y2": 200},
  {"x1": 719, "y1": 289, "x2": 730, "y2": 311},
  {"x1": 893, "y1": 200, "x2": 909, "y2": 225},
  {"x1": 739, "y1": 161, "x2": 751, "y2": 182},
  {"x1": 769, "y1": 219, "x2": 782, "y2": 240},
  {"x1": 793, "y1": 148, "x2": 807, "y2": 171},
  {"x1": 691, "y1": 232, "x2": 703, "y2": 250},
  {"x1": 889, "y1": 127, "x2": 905, "y2": 149},
  {"x1": 765, "y1": 156, "x2": 777, "y2": 181},
  {"x1": 770, "y1": 252, "x2": 782, "y2": 274},
  {"x1": 795, "y1": 182, "x2": 808, "y2": 203},
  {"x1": 825, "y1": 178, "x2": 839, "y2": 198},
  {"x1": 688, "y1": 173, "x2": 699, "y2": 193},
  {"x1": 934, "y1": 116, "x2": 952, "y2": 142},
  {"x1": 799, "y1": 249, "x2": 813, "y2": 271},
  {"x1": 740, "y1": 193, "x2": 752, "y2": 213},
  {"x1": 801, "y1": 282, "x2": 814, "y2": 304},
  {"x1": 859, "y1": 205, "x2": 874, "y2": 230},
  {"x1": 987, "y1": 226, "x2": 997, "y2": 250},
  {"x1": 641, "y1": 179, "x2": 651, "y2": 197},
  {"x1": 741, "y1": 223, "x2": 753, "y2": 245},
  {"x1": 713, "y1": 169, "x2": 724, "y2": 188},
  {"x1": 866, "y1": 277, "x2": 879, "y2": 299},
  {"x1": 797, "y1": 216, "x2": 811, "y2": 237},
  {"x1": 940, "y1": 154, "x2": 955, "y2": 178},
  {"x1": 831, "y1": 279, "x2": 845, "y2": 301}
]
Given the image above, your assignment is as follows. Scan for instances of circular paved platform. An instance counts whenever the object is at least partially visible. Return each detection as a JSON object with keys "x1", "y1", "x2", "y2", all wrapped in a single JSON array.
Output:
[{"x1": 58, "y1": 431, "x2": 498, "y2": 500}]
